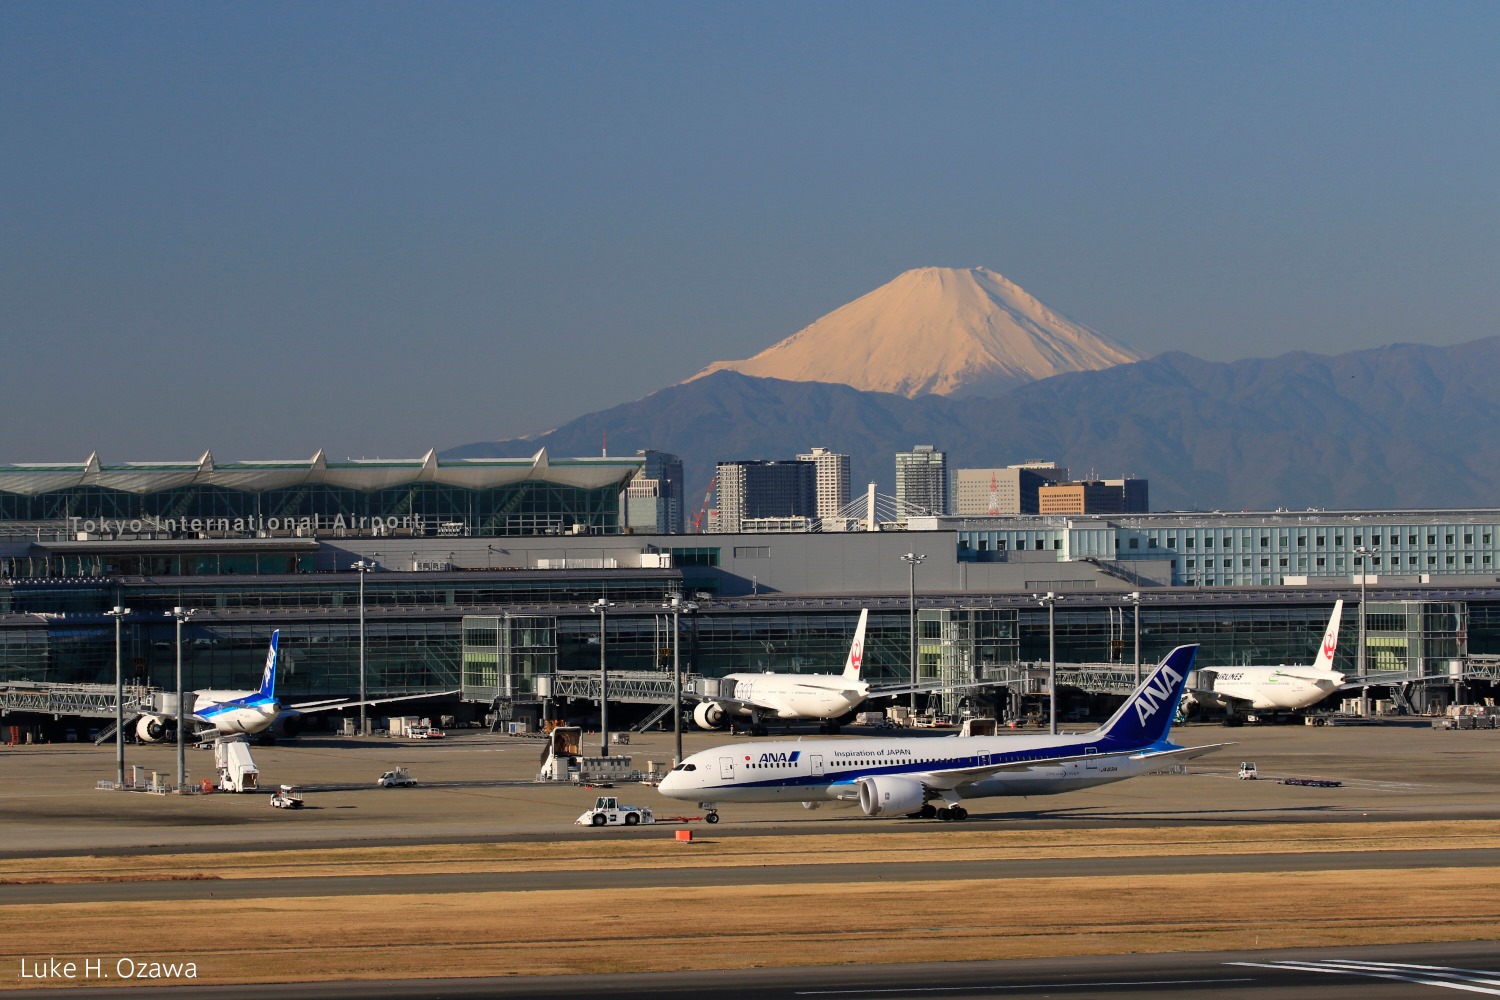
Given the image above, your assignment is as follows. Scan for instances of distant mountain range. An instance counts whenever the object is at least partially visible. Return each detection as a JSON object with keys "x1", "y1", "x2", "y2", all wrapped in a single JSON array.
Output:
[
  {"x1": 689, "y1": 266, "x2": 1140, "y2": 398},
  {"x1": 446, "y1": 337, "x2": 1500, "y2": 511}
]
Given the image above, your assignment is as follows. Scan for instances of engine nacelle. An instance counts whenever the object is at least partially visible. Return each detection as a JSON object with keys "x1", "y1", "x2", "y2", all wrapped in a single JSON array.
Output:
[
  {"x1": 855, "y1": 775, "x2": 926, "y2": 817},
  {"x1": 272, "y1": 710, "x2": 304, "y2": 739},
  {"x1": 135, "y1": 715, "x2": 171, "y2": 743},
  {"x1": 693, "y1": 702, "x2": 727, "y2": 730}
]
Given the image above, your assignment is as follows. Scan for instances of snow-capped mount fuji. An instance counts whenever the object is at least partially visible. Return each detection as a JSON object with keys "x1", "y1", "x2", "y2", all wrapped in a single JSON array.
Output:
[{"x1": 688, "y1": 266, "x2": 1142, "y2": 398}]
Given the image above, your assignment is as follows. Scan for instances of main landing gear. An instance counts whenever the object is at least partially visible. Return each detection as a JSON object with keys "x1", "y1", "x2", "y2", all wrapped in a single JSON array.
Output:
[{"x1": 905, "y1": 803, "x2": 969, "y2": 821}]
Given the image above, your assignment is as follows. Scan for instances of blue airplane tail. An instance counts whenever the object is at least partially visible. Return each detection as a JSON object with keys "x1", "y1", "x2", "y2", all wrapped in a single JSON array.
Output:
[
  {"x1": 258, "y1": 630, "x2": 280, "y2": 700},
  {"x1": 1096, "y1": 644, "x2": 1197, "y2": 747}
]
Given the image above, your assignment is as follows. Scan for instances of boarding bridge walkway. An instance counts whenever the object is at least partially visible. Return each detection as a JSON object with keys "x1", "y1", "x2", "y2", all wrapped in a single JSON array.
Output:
[{"x1": 0, "y1": 681, "x2": 155, "y2": 721}]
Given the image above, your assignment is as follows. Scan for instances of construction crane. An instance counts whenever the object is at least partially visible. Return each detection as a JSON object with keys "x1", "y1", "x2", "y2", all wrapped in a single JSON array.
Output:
[{"x1": 690, "y1": 474, "x2": 716, "y2": 534}]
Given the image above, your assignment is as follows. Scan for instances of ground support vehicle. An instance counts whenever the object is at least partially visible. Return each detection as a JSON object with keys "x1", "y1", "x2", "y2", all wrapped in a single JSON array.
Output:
[
  {"x1": 575, "y1": 795, "x2": 654, "y2": 827},
  {"x1": 269, "y1": 784, "x2": 304, "y2": 808},
  {"x1": 377, "y1": 767, "x2": 417, "y2": 787}
]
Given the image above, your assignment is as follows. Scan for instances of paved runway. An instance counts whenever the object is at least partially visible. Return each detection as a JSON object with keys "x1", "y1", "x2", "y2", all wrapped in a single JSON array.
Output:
[
  {"x1": 7, "y1": 846, "x2": 1500, "y2": 906},
  {"x1": 8, "y1": 942, "x2": 1499, "y2": 999}
]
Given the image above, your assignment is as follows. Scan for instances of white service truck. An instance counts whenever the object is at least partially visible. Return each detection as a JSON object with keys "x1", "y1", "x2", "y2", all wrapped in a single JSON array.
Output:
[
  {"x1": 377, "y1": 767, "x2": 418, "y2": 787},
  {"x1": 575, "y1": 795, "x2": 654, "y2": 827}
]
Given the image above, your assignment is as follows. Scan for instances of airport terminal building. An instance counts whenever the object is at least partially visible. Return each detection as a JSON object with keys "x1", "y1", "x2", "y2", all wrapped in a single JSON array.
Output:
[{"x1": 2, "y1": 451, "x2": 1499, "y2": 730}]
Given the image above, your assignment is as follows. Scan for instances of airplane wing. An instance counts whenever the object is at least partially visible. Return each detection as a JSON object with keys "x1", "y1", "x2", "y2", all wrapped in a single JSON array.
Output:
[
  {"x1": 1337, "y1": 672, "x2": 1410, "y2": 690},
  {"x1": 910, "y1": 742, "x2": 1233, "y2": 790},
  {"x1": 680, "y1": 691, "x2": 762, "y2": 708},
  {"x1": 865, "y1": 680, "x2": 993, "y2": 698},
  {"x1": 1129, "y1": 742, "x2": 1234, "y2": 763},
  {"x1": 1185, "y1": 686, "x2": 1248, "y2": 710},
  {"x1": 287, "y1": 690, "x2": 460, "y2": 712}
]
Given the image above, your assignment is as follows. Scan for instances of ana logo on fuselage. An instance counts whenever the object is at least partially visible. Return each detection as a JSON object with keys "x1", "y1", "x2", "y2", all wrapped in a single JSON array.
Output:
[
  {"x1": 759, "y1": 751, "x2": 801, "y2": 765},
  {"x1": 1133, "y1": 665, "x2": 1184, "y2": 725}
]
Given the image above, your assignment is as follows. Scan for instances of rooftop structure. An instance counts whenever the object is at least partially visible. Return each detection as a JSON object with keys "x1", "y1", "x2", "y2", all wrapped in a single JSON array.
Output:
[{"x1": 0, "y1": 449, "x2": 643, "y2": 539}]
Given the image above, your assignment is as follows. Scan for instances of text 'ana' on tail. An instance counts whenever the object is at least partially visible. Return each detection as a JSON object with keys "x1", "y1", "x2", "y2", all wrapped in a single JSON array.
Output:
[
  {"x1": 841, "y1": 609, "x2": 869, "y2": 682},
  {"x1": 259, "y1": 630, "x2": 280, "y2": 699},
  {"x1": 1098, "y1": 644, "x2": 1198, "y2": 746}
]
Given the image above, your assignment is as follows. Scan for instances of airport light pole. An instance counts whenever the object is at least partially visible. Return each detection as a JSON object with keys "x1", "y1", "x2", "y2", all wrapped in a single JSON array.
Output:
[
  {"x1": 353, "y1": 559, "x2": 373, "y2": 736},
  {"x1": 171, "y1": 607, "x2": 195, "y2": 791},
  {"x1": 902, "y1": 552, "x2": 926, "y2": 717},
  {"x1": 105, "y1": 605, "x2": 130, "y2": 786},
  {"x1": 1354, "y1": 545, "x2": 1370, "y2": 716},
  {"x1": 666, "y1": 596, "x2": 698, "y2": 765},
  {"x1": 1126, "y1": 591, "x2": 1142, "y2": 687},
  {"x1": 1036, "y1": 592, "x2": 1060, "y2": 734},
  {"x1": 592, "y1": 598, "x2": 614, "y2": 755}
]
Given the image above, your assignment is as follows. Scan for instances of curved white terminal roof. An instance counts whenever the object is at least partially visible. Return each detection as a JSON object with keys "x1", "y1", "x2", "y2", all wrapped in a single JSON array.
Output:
[{"x1": 0, "y1": 449, "x2": 642, "y2": 496}]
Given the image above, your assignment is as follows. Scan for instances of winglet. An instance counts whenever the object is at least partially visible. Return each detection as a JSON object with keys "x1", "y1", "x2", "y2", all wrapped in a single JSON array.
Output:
[
  {"x1": 841, "y1": 609, "x2": 869, "y2": 682},
  {"x1": 1095, "y1": 644, "x2": 1198, "y2": 746},
  {"x1": 1312, "y1": 599, "x2": 1344, "y2": 674},
  {"x1": 259, "y1": 631, "x2": 279, "y2": 700}
]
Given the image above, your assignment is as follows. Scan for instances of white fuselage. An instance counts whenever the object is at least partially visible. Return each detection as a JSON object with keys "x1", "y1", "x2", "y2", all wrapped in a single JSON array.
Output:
[
  {"x1": 659, "y1": 733, "x2": 1156, "y2": 805},
  {"x1": 189, "y1": 689, "x2": 280, "y2": 736},
  {"x1": 715, "y1": 672, "x2": 867, "y2": 721},
  {"x1": 1202, "y1": 668, "x2": 1343, "y2": 711}
]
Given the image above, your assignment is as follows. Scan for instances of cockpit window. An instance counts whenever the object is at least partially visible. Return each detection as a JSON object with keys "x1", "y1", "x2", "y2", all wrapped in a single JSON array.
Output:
[{"x1": 670, "y1": 763, "x2": 697, "y2": 772}]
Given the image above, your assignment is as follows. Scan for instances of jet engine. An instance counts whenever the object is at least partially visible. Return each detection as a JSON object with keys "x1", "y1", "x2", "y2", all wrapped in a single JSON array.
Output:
[
  {"x1": 274, "y1": 710, "x2": 303, "y2": 738},
  {"x1": 693, "y1": 702, "x2": 728, "y2": 730},
  {"x1": 855, "y1": 775, "x2": 926, "y2": 817},
  {"x1": 135, "y1": 715, "x2": 172, "y2": 743},
  {"x1": 256, "y1": 710, "x2": 304, "y2": 744}
]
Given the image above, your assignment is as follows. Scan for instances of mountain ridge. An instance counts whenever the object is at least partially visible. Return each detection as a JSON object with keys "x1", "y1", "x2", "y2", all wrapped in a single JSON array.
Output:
[{"x1": 448, "y1": 337, "x2": 1500, "y2": 511}]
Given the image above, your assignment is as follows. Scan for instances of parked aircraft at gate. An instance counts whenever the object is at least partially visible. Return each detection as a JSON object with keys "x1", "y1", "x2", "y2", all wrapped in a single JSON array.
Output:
[
  {"x1": 687, "y1": 610, "x2": 976, "y2": 735},
  {"x1": 134, "y1": 631, "x2": 447, "y2": 743},
  {"x1": 1187, "y1": 600, "x2": 1349, "y2": 716},
  {"x1": 661, "y1": 644, "x2": 1225, "y2": 821}
]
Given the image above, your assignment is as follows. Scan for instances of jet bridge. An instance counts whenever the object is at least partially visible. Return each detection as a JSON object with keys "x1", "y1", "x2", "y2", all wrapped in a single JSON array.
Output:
[{"x1": 0, "y1": 681, "x2": 155, "y2": 720}]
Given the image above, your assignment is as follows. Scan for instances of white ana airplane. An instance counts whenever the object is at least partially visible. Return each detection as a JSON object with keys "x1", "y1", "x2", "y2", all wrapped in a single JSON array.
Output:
[
  {"x1": 688, "y1": 609, "x2": 975, "y2": 735},
  {"x1": 660, "y1": 644, "x2": 1225, "y2": 822},
  {"x1": 1187, "y1": 600, "x2": 1349, "y2": 716},
  {"x1": 134, "y1": 631, "x2": 450, "y2": 743}
]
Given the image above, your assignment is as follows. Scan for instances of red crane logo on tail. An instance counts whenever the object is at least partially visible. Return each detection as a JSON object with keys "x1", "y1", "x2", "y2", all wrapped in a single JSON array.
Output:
[{"x1": 1322, "y1": 634, "x2": 1338, "y2": 660}]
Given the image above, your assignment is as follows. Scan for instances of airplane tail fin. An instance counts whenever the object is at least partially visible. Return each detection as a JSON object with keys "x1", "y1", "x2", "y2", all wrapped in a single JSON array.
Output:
[
  {"x1": 841, "y1": 609, "x2": 869, "y2": 682},
  {"x1": 258, "y1": 631, "x2": 279, "y2": 700},
  {"x1": 1094, "y1": 644, "x2": 1198, "y2": 746},
  {"x1": 1312, "y1": 600, "x2": 1344, "y2": 674}
]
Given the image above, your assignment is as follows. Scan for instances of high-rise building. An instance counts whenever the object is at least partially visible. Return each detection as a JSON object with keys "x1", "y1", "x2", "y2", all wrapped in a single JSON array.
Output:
[
  {"x1": 896, "y1": 445, "x2": 949, "y2": 515},
  {"x1": 953, "y1": 462, "x2": 1068, "y2": 515},
  {"x1": 1037, "y1": 478, "x2": 1149, "y2": 515},
  {"x1": 795, "y1": 447, "x2": 851, "y2": 522},
  {"x1": 624, "y1": 450, "x2": 685, "y2": 533},
  {"x1": 713, "y1": 460, "x2": 818, "y2": 533}
]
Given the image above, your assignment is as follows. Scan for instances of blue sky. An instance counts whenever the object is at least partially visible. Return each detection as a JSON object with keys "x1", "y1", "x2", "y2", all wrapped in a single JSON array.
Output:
[{"x1": 3, "y1": 2, "x2": 1496, "y2": 462}]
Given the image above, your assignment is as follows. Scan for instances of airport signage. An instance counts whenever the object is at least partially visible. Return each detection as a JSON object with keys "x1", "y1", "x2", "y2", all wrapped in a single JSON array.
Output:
[{"x1": 70, "y1": 514, "x2": 426, "y2": 537}]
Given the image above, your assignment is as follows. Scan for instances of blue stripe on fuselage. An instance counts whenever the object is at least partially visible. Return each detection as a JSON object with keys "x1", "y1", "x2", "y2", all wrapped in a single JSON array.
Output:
[
  {"x1": 196, "y1": 696, "x2": 276, "y2": 719},
  {"x1": 720, "y1": 734, "x2": 1160, "y2": 792}
]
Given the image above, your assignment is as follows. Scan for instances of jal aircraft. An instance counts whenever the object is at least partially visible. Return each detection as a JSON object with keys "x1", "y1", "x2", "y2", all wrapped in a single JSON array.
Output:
[
  {"x1": 660, "y1": 644, "x2": 1225, "y2": 821},
  {"x1": 134, "y1": 631, "x2": 445, "y2": 742},
  {"x1": 1188, "y1": 600, "x2": 1348, "y2": 716},
  {"x1": 688, "y1": 609, "x2": 969, "y2": 735}
]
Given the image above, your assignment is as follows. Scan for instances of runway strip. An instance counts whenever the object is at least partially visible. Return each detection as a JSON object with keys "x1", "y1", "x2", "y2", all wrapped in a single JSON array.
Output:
[{"x1": 6, "y1": 846, "x2": 1500, "y2": 905}]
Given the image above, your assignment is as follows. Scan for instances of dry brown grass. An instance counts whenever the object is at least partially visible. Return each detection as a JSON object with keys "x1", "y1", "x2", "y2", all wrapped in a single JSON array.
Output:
[
  {"x1": 5, "y1": 820, "x2": 1500, "y2": 989},
  {"x1": 4, "y1": 819, "x2": 1498, "y2": 883},
  {"x1": 3, "y1": 868, "x2": 1499, "y2": 988}
]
